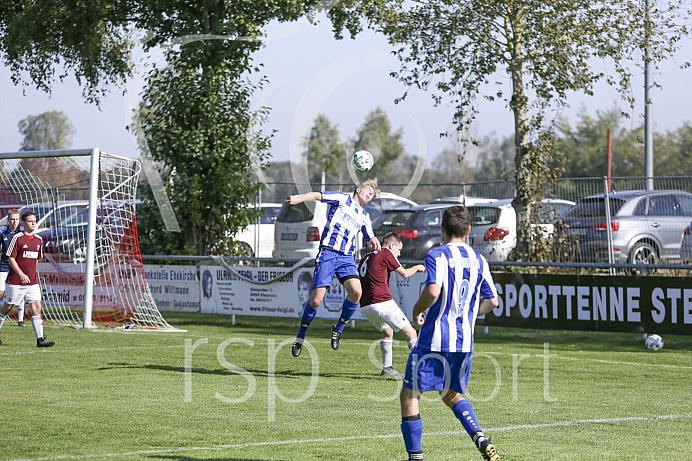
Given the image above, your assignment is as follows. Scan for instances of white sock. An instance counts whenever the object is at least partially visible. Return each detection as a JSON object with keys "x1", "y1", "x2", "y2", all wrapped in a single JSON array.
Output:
[
  {"x1": 31, "y1": 315, "x2": 43, "y2": 339},
  {"x1": 408, "y1": 339, "x2": 417, "y2": 350},
  {"x1": 17, "y1": 305, "x2": 24, "y2": 322},
  {"x1": 0, "y1": 313, "x2": 6, "y2": 331},
  {"x1": 380, "y1": 339, "x2": 393, "y2": 368}
]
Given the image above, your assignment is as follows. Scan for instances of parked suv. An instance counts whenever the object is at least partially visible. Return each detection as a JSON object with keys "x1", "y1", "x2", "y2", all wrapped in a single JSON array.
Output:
[
  {"x1": 556, "y1": 189, "x2": 692, "y2": 264},
  {"x1": 370, "y1": 203, "x2": 455, "y2": 260},
  {"x1": 273, "y1": 200, "x2": 329, "y2": 259}
]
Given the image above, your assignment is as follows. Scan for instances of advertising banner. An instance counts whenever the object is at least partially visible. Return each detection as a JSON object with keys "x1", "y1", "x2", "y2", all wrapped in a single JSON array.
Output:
[
  {"x1": 198, "y1": 265, "x2": 366, "y2": 321},
  {"x1": 485, "y1": 273, "x2": 692, "y2": 335},
  {"x1": 144, "y1": 265, "x2": 200, "y2": 312}
]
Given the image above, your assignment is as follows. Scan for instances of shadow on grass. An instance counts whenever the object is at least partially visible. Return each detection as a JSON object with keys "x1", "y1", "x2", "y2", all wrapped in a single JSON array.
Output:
[{"x1": 96, "y1": 363, "x2": 389, "y2": 381}]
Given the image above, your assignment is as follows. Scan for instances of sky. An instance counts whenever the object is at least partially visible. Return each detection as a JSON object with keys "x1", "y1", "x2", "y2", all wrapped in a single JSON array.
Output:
[{"x1": 1, "y1": 15, "x2": 691, "y2": 171}]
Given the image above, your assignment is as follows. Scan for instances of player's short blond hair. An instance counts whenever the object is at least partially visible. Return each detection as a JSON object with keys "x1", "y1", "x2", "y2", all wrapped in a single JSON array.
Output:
[{"x1": 357, "y1": 179, "x2": 380, "y2": 198}]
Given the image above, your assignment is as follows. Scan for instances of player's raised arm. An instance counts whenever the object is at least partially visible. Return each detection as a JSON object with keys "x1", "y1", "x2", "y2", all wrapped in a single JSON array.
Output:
[{"x1": 286, "y1": 192, "x2": 322, "y2": 205}]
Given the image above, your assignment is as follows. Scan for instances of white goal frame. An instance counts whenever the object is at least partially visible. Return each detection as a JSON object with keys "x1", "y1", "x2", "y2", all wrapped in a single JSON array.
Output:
[{"x1": 0, "y1": 148, "x2": 177, "y2": 331}]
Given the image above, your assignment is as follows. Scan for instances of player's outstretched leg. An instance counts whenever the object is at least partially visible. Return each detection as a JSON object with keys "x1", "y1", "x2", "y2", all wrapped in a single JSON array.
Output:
[
  {"x1": 293, "y1": 302, "x2": 317, "y2": 357},
  {"x1": 331, "y1": 299, "x2": 358, "y2": 350},
  {"x1": 451, "y1": 399, "x2": 499, "y2": 461}
]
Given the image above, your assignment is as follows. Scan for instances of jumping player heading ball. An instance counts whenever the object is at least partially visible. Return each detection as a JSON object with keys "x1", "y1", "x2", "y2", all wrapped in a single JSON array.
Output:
[{"x1": 289, "y1": 179, "x2": 381, "y2": 357}]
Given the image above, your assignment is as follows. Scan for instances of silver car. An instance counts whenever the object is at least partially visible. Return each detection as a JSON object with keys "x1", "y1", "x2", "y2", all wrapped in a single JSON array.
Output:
[{"x1": 558, "y1": 189, "x2": 692, "y2": 264}]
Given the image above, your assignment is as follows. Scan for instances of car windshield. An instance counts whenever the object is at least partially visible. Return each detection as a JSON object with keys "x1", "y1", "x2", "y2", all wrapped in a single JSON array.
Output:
[
  {"x1": 468, "y1": 206, "x2": 502, "y2": 226},
  {"x1": 58, "y1": 205, "x2": 123, "y2": 228},
  {"x1": 373, "y1": 210, "x2": 416, "y2": 228},
  {"x1": 566, "y1": 198, "x2": 626, "y2": 218},
  {"x1": 277, "y1": 202, "x2": 315, "y2": 223},
  {"x1": 260, "y1": 206, "x2": 280, "y2": 224},
  {"x1": 59, "y1": 208, "x2": 90, "y2": 227}
]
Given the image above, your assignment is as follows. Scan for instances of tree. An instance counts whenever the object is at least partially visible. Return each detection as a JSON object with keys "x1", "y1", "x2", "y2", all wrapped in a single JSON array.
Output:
[
  {"x1": 16, "y1": 111, "x2": 86, "y2": 197},
  {"x1": 558, "y1": 111, "x2": 692, "y2": 178},
  {"x1": 132, "y1": 1, "x2": 320, "y2": 256},
  {"x1": 304, "y1": 114, "x2": 347, "y2": 188},
  {"x1": 329, "y1": 0, "x2": 689, "y2": 259},
  {"x1": 136, "y1": 61, "x2": 271, "y2": 256},
  {"x1": 472, "y1": 135, "x2": 515, "y2": 182},
  {"x1": 18, "y1": 111, "x2": 75, "y2": 151},
  {"x1": 0, "y1": 1, "x2": 134, "y2": 103},
  {"x1": 654, "y1": 124, "x2": 692, "y2": 177},
  {"x1": 353, "y1": 107, "x2": 405, "y2": 179}
]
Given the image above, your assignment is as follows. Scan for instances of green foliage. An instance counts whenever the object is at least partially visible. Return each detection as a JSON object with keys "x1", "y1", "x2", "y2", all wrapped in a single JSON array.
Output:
[
  {"x1": 353, "y1": 107, "x2": 405, "y2": 178},
  {"x1": 557, "y1": 109, "x2": 692, "y2": 178},
  {"x1": 17, "y1": 111, "x2": 75, "y2": 152},
  {"x1": 513, "y1": 125, "x2": 566, "y2": 261},
  {"x1": 1, "y1": 313, "x2": 691, "y2": 459},
  {"x1": 655, "y1": 124, "x2": 692, "y2": 177},
  {"x1": 129, "y1": 0, "x2": 326, "y2": 256},
  {"x1": 328, "y1": 0, "x2": 690, "y2": 260},
  {"x1": 304, "y1": 114, "x2": 348, "y2": 186},
  {"x1": 136, "y1": 60, "x2": 271, "y2": 256},
  {"x1": 473, "y1": 135, "x2": 516, "y2": 182},
  {"x1": 0, "y1": 0, "x2": 134, "y2": 103}
]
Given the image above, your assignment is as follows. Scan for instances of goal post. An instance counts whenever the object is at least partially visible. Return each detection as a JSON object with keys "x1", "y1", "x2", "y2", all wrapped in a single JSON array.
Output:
[{"x1": 0, "y1": 148, "x2": 179, "y2": 331}]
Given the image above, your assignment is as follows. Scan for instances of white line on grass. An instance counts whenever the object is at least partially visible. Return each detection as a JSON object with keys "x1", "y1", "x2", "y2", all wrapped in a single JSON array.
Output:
[{"x1": 6, "y1": 413, "x2": 691, "y2": 461}]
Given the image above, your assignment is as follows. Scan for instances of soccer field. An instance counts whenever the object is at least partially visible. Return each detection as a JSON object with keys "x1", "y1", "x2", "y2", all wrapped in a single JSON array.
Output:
[{"x1": 1, "y1": 312, "x2": 690, "y2": 461}]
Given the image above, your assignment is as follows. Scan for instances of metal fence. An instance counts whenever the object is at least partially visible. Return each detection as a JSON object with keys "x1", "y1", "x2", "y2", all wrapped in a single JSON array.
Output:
[{"x1": 262, "y1": 176, "x2": 692, "y2": 274}]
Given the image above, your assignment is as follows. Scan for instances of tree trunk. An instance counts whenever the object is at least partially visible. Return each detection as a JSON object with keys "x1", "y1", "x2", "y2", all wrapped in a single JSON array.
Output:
[{"x1": 509, "y1": 21, "x2": 531, "y2": 261}]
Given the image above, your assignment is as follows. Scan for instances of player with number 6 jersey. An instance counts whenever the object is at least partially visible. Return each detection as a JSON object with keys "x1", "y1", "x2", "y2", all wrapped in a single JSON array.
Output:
[{"x1": 359, "y1": 232, "x2": 425, "y2": 376}]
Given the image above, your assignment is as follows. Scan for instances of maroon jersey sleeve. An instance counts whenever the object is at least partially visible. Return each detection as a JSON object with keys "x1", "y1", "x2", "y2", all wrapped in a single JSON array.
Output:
[
  {"x1": 7, "y1": 234, "x2": 43, "y2": 285},
  {"x1": 358, "y1": 248, "x2": 402, "y2": 306}
]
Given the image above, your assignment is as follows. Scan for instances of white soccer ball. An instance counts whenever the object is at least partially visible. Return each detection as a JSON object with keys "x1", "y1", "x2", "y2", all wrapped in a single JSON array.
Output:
[
  {"x1": 353, "y1": 150, "x2": 374, "y2": 172},
  {"x1": 645, "y1": 334, "x2": 664, "y2": 351}
]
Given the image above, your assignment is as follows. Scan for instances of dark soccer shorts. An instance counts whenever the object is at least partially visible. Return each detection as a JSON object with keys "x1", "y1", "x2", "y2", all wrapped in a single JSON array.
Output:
[
  {"x1": 313, "y1": 248, "x2": 358, "y2": 289},
  {"x1": 403, "y1": 348, "x2": 473, "y2": 394}
]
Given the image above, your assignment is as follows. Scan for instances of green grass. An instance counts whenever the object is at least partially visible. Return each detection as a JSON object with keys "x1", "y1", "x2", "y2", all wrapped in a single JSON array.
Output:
[{"x1": 1, "y1": 312, "x2": 691, "y2": 461}]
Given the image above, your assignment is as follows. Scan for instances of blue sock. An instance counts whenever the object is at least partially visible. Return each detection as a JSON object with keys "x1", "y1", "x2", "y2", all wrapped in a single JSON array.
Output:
[
  {"x1": 296, "y1": 302, "x2": 316, "y2": 340},
  {"x1": 401, "y1": 414, "x2": 423, "y2": 456},
  {"x1": 334, "y1": 299, "x2": 358, "y2": 333},
  {"x1": 452, "y1": 399, "x2": 482, "y2": 438}
]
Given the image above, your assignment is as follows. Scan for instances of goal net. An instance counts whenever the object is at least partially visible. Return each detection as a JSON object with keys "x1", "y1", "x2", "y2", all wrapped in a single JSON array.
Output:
[{"x1": 0, "y1": 149, "x2": 177, "y2": 331}]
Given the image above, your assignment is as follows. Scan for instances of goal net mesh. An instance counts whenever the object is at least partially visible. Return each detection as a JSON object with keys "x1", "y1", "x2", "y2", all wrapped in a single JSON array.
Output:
[{"x1": 0, "y1": 151, "x2": 176, "y2": 330}]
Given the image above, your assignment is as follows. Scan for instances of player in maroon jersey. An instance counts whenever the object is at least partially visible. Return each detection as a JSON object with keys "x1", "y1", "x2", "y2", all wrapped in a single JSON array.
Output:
[
  {"x1": 359, "y1": 232, "x2": 425, "y2": 376},
  {"x1": 0, "y1": 211, "x2": 54, "y2": 347}
]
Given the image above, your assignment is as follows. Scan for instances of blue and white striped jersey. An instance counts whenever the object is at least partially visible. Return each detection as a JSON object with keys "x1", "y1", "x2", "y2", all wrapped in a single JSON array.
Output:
[
  {"x1": 0, "y1": 226, "x2": 21, "y2": 272},
  {"x1": 417, "y1": 243, "x2": 497, "y2": 353},
  {"x1": 319, "y1": 191, "x2": 375, "y2": 256}
]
